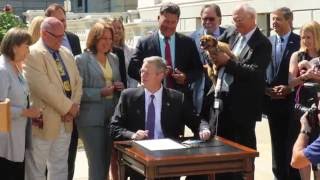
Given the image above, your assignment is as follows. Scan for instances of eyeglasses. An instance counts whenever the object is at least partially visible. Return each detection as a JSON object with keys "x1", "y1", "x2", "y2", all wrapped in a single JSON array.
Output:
[
  {"x1": 202, "y1": 17, "x2": 216, "y2": 22},
  {"x1": 46, "y1": 31, "x2": 64, "y2": 39}
]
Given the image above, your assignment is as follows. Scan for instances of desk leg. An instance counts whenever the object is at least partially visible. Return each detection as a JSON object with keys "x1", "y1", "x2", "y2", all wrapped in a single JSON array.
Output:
[
  {"x1": 145, "y1": 166, "x2": 155, "y2": 180},
  {"x1": 208, "y1": 173, "x2": 215, "y2": 180},
  {"x1": 242, "y1": 158, "x2": 254, "y2": 180},
  {"x1": 115, "y1": 150, "x2": 125, "y2": 180},
  {"x1": 242, "y1": 172, "x2": 254, "y2": 180}
]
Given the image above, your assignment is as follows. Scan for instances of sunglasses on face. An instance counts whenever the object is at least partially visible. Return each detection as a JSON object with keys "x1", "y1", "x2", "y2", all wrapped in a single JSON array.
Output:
[{"x1": 46, "y1": 31, "x2": 64, "y2": 39}]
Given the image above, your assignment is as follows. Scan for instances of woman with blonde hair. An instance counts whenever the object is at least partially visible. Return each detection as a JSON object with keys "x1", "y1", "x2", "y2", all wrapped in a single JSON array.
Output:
[
  {"x1": 75, "y1": 22, "x2": 125, "y2": 180},
  {"x1": 28, "y1": 16, "x2": 44, "y2": 44},
  {"x1": 110, "y1": 17, "x2": 137, "y2": 88},
  {"x1": 287, "y1": 21, "x2": 320, "y2": 180}
]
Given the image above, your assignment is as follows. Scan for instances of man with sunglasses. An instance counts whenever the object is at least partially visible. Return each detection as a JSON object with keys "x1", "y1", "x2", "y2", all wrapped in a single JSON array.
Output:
[
  {"x1": 190, "y1": 4, "x2": 225, "y2": 114},
  {"x1": 45, "y1": 4, "x2": 82, "y2": 180},
  {"x1": 24, "y1": 17, "x2": 82, "y2": 180}
]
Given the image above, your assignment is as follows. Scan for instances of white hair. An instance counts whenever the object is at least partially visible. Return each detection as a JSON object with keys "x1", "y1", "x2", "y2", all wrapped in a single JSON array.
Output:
[{"x1": 234, "y1": 3, "x2": 257, "y2": 20}]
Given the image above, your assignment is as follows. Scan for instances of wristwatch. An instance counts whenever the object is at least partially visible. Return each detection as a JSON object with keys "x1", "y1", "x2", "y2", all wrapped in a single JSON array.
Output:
[{"x1": 300, "y1": 130, "x2": 311, "y2": 137}]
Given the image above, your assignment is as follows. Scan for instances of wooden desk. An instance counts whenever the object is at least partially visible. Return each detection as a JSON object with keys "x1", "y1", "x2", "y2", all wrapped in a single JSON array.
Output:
[{"x1": 114, "y1": 136, "x2": 259, "y2": 180}]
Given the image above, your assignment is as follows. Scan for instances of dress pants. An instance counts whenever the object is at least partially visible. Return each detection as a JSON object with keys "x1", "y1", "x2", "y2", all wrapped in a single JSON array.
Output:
[
  {"x1": 25, "y1": 126, "x2": 71, "y2": 180},
  {"x1": 0, "y1": 157, "x2": 24, "y2": 180},
  {"x1": 266, "y1": 98, "x2": 293, "y2": 180},
  {"x1": 68, "y1": 122, "x2": 78, "y2": 180},
  {"x1": 78, "y1": 126, "x2": 111, "y2": 180},
  {"x1": 211, "y1": 105, "x2": 257, "y2": 180}
]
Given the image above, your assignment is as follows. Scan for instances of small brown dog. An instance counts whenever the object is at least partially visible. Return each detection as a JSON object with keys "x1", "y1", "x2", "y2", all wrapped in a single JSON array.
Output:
[{"x1": 200, "y1": 35, "x2": 236, "y2": 84}]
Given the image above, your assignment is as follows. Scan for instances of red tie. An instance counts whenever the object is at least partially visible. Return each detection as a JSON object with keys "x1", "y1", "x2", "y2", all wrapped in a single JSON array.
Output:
[{"x1": 165, "y1": 38, "x2": 174, "y2": 88}]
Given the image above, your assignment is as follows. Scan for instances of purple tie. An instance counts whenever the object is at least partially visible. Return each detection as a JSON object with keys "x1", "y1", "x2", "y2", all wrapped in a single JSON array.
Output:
[{"x1": 146, "y1": 94, "x2": 155, "y2": 139}]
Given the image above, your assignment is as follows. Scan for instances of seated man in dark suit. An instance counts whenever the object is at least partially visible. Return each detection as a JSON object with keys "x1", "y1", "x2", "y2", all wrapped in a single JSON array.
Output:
[{"x1": 110, "y1": 56, "x2": 211, "y2": 179}]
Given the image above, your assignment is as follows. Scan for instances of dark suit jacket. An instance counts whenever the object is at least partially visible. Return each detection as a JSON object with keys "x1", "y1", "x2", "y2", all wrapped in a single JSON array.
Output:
[
  {"x1": 112, "y1": 47, "x2": 128, "y2": 88},
  {"x1": 128, "y1": 31, "x2": 202, "y2": 96},
  {"x1": 267, "y1": 32, "x2": 300, "y2": 86},
  {"x1": 66, "y1": 31, "x2": 82, "y2": 56},
  {"x1": 110, "y1": 87, "x2": 201, "y2": 141},
  {"x1": 217, "y1": 27, "x2": 272, "y2": 123}
]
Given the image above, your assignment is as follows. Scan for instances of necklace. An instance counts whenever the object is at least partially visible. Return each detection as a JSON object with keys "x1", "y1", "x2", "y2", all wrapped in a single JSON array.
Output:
[{"x1": 14, "y1": 62, "x2": 25, "y2": 83}]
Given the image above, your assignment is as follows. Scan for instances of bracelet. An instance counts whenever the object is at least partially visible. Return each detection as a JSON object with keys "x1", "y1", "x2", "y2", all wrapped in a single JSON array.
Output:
[{"x1": 300, "y1": 130, "x2": 311, "y2": 137}]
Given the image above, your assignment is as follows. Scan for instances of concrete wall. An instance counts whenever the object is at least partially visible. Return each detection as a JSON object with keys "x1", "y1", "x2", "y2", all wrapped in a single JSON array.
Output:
[
  {"x1": 0, "y1": 0, "x2": 64, "y2": 17},
  {"x1": 71, "y1": 0, "x2": 137, "y2": 13},
  {"x1": 137, "y1": 0, "x2": 320, "y2": 35}
]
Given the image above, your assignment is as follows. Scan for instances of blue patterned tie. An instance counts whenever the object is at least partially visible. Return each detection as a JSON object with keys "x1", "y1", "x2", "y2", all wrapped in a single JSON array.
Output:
[
  {"x1": 146, "y1": 95, "x2": 155, "y2": 139},
  {"x1": 233, "y1": 36, "x2": 246, "y2": 57}
]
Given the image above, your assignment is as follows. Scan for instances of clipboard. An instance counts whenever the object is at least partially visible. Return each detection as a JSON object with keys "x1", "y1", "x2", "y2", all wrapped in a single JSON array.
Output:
[{"x1": 0, "y1": 98, "x2": 11, "y2": 132}]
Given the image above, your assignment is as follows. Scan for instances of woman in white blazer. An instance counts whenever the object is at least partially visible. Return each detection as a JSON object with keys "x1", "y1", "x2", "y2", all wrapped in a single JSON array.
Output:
[{"x1": 0, "y1": 28, "x2": 41, "y2": 179}]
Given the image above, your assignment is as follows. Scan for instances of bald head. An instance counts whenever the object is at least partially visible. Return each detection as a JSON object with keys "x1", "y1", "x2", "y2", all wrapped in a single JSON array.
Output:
[
  {"x1": 41, "y1": 17, "x2": 63, "y2": 33},
  {"x1": 232, "y1": 4, "x2": 257, "y2": 35},
  {"x1": 41, "y1": 17, "x2": 65, "y2": 50}
]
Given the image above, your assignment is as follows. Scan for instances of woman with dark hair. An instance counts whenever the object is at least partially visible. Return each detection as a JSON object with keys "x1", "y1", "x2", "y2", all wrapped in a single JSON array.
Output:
[
  {"x1": 75, "y1": 21, "x2": 125, "y2": 180},
  {"x1": 0, "y1": 28, "x2": 42, "y2": 179}
]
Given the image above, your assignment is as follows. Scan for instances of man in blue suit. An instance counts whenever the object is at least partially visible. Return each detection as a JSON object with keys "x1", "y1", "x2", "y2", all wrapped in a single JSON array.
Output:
[
  {"x1": 190, "y1": 3, "x2": 226, "y2": 114},
  {"x1": 264, "y1": 7, "x2": 300, "y2": 180}
]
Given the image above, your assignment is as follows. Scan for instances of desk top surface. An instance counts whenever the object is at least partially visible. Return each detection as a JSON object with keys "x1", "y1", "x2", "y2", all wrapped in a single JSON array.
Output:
[{"x1": 114, "y1": 136, "x2": 259, "y2": 165}]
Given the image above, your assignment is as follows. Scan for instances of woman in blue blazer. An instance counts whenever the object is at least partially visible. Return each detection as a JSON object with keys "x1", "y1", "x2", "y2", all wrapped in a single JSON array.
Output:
[
  {"x1": 75, "y1": 22, "x2": 124, "y2": 180},
  {"x1": 0, "y1": 28, "x2": 41, "y2": 180}
]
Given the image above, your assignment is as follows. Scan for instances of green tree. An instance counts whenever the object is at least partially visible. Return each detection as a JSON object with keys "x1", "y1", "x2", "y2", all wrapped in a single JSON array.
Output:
[{"x1": 0, "y1": 12, "x2": 26, "y2": 42}]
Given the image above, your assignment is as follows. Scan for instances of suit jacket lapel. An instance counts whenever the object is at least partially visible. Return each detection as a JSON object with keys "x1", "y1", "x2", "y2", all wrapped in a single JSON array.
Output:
[
  {"x1": 198, "y1": 29, "x2": 207, "y2": 64},
  {"x1": 152, "y1": 32, "x2": 162, "y2": 57},
  {"x1": 231, "y1": 34, "x2": 240, "y2": 50},
  {"x1": 43, "y1": 49, "x2": 64, "y2": 87},
  {"x1": 133, "y1": 87, "x2": 146, "y2": 129},
  {"x1": 266, "y1": 36, "x2": 277, "y2": 82},
  {"x1": 160, "y1": 88, "x2": 171, "y2": 136},
  {"x1": 87, "y1": 53, "x2": 104, "y2": 80},
  {"x1": 238, "y1": 29, "x2": 260, "y2": 62},
  {"x1": 282, "y1": 32, "x2": 295, "y2": 63}
]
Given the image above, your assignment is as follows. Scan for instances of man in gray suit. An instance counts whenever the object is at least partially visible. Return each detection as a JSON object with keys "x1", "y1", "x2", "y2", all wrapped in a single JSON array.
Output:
[{"x1": 190, "y1": 3, "x2": 225, "y2": 114}]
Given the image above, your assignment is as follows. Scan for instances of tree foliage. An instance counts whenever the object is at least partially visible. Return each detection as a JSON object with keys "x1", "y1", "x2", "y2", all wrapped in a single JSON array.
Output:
[{"x1": 0, "y1": 13, "x2": 26, "y2": 42}]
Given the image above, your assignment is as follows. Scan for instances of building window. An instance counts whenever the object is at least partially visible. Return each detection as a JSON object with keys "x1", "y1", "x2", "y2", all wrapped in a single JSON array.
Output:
[{"x1": 78, "y1": 0, "x2": 82, "y2": 7}]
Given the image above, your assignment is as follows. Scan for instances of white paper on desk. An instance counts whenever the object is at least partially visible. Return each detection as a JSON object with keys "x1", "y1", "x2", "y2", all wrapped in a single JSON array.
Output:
[{"x1": 134, "y1": 138, "x2": 187, "y2": 151}]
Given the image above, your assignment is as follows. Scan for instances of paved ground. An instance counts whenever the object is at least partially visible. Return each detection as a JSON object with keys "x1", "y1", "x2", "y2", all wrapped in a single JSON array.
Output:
[{"x1": 73, "y1": 119, "x2": 274, "y2": 180}]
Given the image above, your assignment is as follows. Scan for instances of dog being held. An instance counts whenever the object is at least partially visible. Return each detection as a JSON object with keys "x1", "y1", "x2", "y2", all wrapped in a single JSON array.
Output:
[{"x1": 200, "y1": 35, "x2": 236, "y2": 85}]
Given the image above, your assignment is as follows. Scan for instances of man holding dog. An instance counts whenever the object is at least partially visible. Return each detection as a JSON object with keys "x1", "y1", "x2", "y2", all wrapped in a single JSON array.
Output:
[
  {"x1": 190, "y1": 4, "x2": 226, "y2": 114},
  {"x1": 264, "y1": 7, "x2": 301, "y2": 180},
  {"x1": 200, "y1": 4, "x2": 271, "y2": 179},
  {"x1": 211, "y1": 3, "x2": 271, "y2": 150}
]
